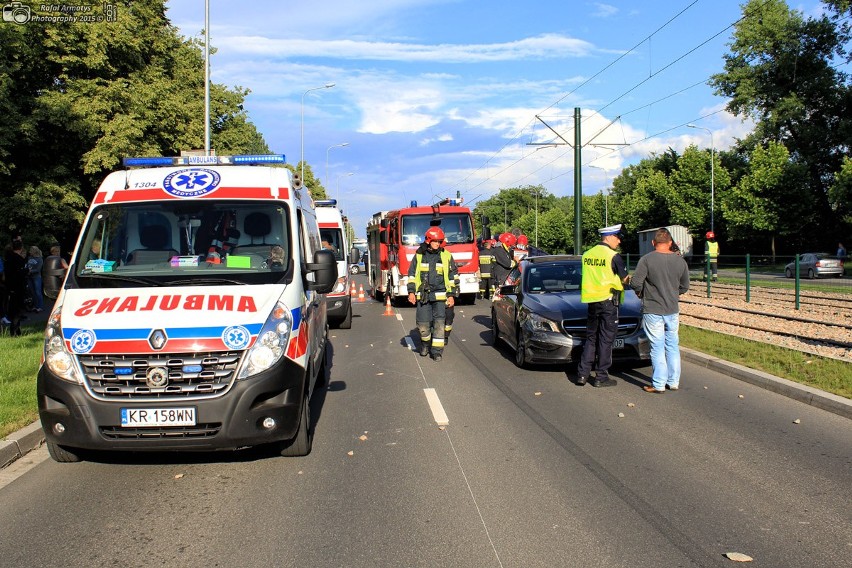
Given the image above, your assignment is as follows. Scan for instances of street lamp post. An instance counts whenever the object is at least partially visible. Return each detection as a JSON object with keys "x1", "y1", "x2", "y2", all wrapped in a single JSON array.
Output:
[
  {"x1": 589, "y1": 165, "x2": 609, "y2": 226},
  {"x1": 687, "y1": 124, "x2": 715, "y2": 233},
  {"x1": 326, "y1": 143, "x2": 349, "y2": 189},
  {"x1": 533, "y1": 188, "x2": 539, "y2": 248},
  {"x1": 336, "y1": 172, "x2": 354, "y2": 202},
  {"x1": 300, "y1": 83, "x2": 335, "y2": 185}
]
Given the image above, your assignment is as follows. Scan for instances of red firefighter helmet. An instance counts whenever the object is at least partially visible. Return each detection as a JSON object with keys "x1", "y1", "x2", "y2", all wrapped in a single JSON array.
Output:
[
  {"x1": 425, "y1": 227, "x2": 445, "y2": 243},
  {"x1": 516, "y1": 234, "x2": 529, "y2": 248},
  {"x1": 706, "y1": 231, "x2": 715, "y2": 239},
  {"x1": 498, "y1": 233, "x2": 517, "y2": 247}
]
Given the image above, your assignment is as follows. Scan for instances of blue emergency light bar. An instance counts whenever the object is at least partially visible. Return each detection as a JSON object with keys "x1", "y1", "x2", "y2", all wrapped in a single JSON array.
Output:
[
  {"x1": 122, "y1": 154, "x2": 286, "y2": 167},
  {"x1": 314, "y1": 199, "x2": 338, "y2": 207}
]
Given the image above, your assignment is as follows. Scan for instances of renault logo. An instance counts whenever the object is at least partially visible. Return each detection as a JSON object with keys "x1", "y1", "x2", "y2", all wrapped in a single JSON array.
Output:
[
  {"x1": 149, "y1": 329, "x2": 167, "y2": 350},
  {"x1": 146, "y1": 367, "x2": 169, "y2": 388}
]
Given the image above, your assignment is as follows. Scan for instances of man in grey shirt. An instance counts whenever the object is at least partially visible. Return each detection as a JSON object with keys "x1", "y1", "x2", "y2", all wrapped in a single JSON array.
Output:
[{"x1": 630, "y1": 228, "x2": 690, "y2": 393}]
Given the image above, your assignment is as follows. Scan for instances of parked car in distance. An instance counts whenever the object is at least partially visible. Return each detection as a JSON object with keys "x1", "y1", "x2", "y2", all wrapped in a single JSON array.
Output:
[
  {"x1": 784, "y1": 253, "x2": 844, "y2": 279},
  {"x1": 349, "y1": 251, "x2": 367, "y2": 274},
  {"x1": 491, "y1": 255, "x2": 650, "y2": 368}
]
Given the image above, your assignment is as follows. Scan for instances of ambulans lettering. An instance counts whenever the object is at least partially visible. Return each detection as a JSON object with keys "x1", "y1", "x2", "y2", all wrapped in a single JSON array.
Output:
[{"x1": 73, "y1": 295, "x2": 258, "y2": 316}]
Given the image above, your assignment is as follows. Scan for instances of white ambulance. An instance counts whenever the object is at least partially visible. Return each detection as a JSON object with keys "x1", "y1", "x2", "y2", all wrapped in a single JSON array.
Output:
[
  {"x1": 37, "y1": 154, "x2": 337, "y2": 461},
  {"x1": 314, "y1": 199, "x2": 352, "y2": 328}
]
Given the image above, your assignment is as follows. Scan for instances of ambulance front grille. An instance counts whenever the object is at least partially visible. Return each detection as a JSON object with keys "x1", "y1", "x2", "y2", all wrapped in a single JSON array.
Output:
[{"x1": 79, "y1": 351, "x2": 243, "y2": 400}]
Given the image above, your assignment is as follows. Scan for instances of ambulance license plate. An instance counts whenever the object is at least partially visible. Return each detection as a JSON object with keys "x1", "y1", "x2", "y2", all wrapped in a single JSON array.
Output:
[
  {"x1": 613, "y1": 339, "x2": 624, "y2": 349},
  {"x1": 121, "y1": 408, "x2": 196, "y2": 427}
]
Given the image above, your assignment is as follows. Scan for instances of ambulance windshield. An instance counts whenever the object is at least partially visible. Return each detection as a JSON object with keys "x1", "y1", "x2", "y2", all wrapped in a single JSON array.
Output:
[{"x1": 71, "y1": 201, "x2": 292, "y2": 287}]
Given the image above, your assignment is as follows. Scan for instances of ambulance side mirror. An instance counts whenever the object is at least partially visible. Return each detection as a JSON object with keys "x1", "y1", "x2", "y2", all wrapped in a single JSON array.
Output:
[{"x1": 306, "y1": 249, "x2": 337, "y2": 293}]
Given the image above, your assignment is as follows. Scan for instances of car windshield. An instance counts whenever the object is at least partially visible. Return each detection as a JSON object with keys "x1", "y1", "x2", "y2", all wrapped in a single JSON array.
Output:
[
  {"x1": 70, "y1": 200, "x2": 292, "y2": 288},
  {"x1": 401, "y1": 213, "x2": 475, "y2": 245},
  {"x1": 525, "y1": 262, "x2": 582, "y2": 293}
]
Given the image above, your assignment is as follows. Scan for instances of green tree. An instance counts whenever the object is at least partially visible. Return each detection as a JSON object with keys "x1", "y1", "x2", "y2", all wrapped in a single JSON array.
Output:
[
  {"x1": 709, "y1": 0, "x2": 852, "y2": 247},
  {"x1": 0, "y1": 1, "x2": 270, "y2": 249}
]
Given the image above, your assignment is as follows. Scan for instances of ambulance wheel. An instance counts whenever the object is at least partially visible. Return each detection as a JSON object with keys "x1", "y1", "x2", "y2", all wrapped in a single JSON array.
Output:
[
  {"x1": 47, "y1": 441, "x2": 82, "y2": 463},
  {"x1": 339, "y1": 304, "x2": 352, "y2": 329},
  {"x1": 280, "y1": 392, "x2": 312, "y2": 457},
  {"x1": 514, "y1": 327, "x2": 528, "y2": 369}
]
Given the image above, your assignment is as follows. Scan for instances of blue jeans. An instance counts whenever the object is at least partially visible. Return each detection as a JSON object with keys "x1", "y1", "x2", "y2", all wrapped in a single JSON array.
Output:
[{"x1": 642, "y1": 313, "x2": 680, "y2": 390}]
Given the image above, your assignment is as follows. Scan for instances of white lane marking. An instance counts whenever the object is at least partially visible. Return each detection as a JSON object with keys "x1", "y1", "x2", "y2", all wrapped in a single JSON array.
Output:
[
  {"x1": 405, "y1": 336, "x2": 415, "y2": 351},
  {"x1": 423, "y1": 388, "x2": 449, "y2": 426},
  {"x1": 396, "y1": 313, "x2": 403, "y2": 321}
]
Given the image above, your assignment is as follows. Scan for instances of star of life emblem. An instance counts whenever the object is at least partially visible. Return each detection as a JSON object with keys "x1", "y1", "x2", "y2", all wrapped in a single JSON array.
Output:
[
  {"x1": 70, "y1": 329, "x2": 96, "y2": 353},
  {"x1": 222, "y1": 325, "x2": 251, "y2": 349},
  {"x1": 163, "y1": 168, "x2": 221, "y2": 198}
]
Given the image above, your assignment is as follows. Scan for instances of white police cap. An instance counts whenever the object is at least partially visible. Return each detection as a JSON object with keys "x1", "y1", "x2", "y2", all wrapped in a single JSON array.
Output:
[{"x1": 598, "y1": 223, "x2": 624, "y2": 237}]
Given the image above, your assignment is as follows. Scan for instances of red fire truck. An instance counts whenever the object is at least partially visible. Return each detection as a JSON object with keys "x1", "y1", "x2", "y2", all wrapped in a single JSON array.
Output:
[{"x1": 367, "y1": 198, "x2": 480, "y2": 304}]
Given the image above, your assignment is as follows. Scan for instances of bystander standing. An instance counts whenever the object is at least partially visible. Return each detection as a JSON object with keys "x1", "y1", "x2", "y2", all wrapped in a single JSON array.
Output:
[
  {"x1": 26, "y1": 245, "x2": 44, "y2": 313},
  {"x1": 630, "y1": 228, "x2": 691, "y2": 393}
]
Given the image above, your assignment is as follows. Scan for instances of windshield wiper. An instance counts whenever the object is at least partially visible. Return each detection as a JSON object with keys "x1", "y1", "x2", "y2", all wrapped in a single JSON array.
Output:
[
  {"x1": 79, "y1": 273, "x2": 163, "y2": 287},
  {"x1": 165, "y1": 278, "x2": 248, "y2": 286}
]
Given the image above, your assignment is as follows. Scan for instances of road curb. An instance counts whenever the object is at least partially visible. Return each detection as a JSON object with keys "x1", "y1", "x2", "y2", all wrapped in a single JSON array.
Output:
[
  {"x1": 681, "y1": 348, "x2": 852, "y2": 420},
  {"x1": 1, "y1": 421, "x2": 44, "y2": 469}
]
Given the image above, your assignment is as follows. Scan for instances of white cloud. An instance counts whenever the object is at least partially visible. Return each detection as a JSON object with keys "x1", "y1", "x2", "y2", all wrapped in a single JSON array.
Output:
[
  {"x1": 216, "y1": 33, "x2": 597, "y2": 63},
  {"x1": 589, "y1": 3, "x2": 619, "y2": 18}
]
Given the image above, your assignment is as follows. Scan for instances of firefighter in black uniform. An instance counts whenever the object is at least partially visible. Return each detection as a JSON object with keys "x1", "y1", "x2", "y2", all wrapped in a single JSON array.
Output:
[
  {"x1": 491, "y1": 233, "x2": 517, "y2": 292},
  {"x1": 575, "y1": 224, "x2": 630, "y2": 388},
  {"x1": 407, "y1": 227, "x2": 458, "y2": 361},
  {"x1": 478, "y1": 239, "x2": 495, "y2": 299}
]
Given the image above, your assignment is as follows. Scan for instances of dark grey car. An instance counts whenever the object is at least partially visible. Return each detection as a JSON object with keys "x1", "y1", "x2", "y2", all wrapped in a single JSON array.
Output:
[{"x1": 490, "y1": 255, "x2": 650, "y2": 368}]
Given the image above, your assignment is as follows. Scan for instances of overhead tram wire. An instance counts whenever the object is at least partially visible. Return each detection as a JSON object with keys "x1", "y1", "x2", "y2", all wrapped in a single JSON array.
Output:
[
  {"x1": 450, "y1": 0, "x2": 704, "y2": 201},
  {"x1": 459, "y1": 1, "x2": 777, "y2": 203}
]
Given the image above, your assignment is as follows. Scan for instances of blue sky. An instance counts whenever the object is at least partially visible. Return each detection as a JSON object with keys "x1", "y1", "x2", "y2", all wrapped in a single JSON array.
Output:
[{"x1": 165, "y1": 0, "x2": 823, "y2": 236}]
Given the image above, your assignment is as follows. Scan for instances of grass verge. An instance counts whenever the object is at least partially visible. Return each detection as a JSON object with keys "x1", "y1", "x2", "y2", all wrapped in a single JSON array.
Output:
[
  {"x1": 0, "y1": 324, "x2": 43, "y2": 439},
  {"x1": 681, "y1": 325, "x2": 852, "y2": 399}
]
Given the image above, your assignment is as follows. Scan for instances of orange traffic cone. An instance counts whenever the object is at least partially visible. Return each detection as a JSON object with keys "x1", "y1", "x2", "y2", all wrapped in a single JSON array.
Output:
[
  {"x1": 357, "y1": 285, "x2": 366, "y2": 302},
  {"x1": 382, "y1": 295, "x2": 394, "y2": 316},
  {"x1": 350, "y1": 281, "x2": 357, "y2": 297}
]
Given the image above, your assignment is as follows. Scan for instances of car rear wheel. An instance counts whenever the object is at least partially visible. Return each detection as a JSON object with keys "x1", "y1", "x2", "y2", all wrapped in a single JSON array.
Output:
[
  {"x1": 349, "y1": 264, "x2": 359, "y2": 274},
  {"x1": 514, "y1": 327, "x2": 528, "y2": 368}
]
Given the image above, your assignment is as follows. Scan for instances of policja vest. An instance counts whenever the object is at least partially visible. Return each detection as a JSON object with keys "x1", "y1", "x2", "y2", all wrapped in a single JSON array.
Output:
[
  {"x1": 580, "y1": 244, "x2": 624, "y2": 304},
  {"x1": 411, "y1": 250, "x2": 454, "y2": 301}
]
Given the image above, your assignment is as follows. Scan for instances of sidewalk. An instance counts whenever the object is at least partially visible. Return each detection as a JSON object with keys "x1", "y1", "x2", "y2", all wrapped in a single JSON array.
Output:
[{"x1": 2, "y1": 335, "x2": 850, "y2": 469}]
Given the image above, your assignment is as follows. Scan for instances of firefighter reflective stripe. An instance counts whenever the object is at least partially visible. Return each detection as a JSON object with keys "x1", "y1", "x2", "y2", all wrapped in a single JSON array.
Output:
[
  {"x1": 420, "y1": 332, "x2": 432, "y2": 341},
  {"x1": 435, "y1": 291, "x2": 447, "y2": 300},
  {"x1": 580, "y1": 244, "x2": 623, "y2": 304},
  {"x1": 432, "y1": 337, "x2": 445, "y2": 348},
  {"x1": 412, "y1": 251, "x2": 454, "y2": 293},
  {"x1": 707, "y1": 241, "x2": 719, "y2": 259}
]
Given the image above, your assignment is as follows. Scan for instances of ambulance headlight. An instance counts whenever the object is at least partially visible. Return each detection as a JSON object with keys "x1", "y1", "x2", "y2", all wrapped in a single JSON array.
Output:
[
  {"x1": 237, "y1": 302, "x2": 293, "y2": 379},
  {"x1": 43, "y1": 307, "x2": 84, "y2": 384}
]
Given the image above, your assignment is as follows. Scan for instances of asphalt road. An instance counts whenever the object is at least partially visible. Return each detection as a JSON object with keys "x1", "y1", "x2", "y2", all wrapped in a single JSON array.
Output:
[{"x1": 1, "y1": 275, "x2": 850, "y2": 567}]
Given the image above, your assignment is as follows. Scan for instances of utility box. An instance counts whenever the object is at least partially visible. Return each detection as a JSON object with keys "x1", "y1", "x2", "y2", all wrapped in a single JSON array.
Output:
[{"x1": 637, "y1": 225, "x2": 693, "y2": 258}]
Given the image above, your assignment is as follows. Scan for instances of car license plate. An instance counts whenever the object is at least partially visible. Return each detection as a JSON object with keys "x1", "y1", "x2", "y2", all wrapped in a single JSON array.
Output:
[
  {"x1": 613, "y1": 339, "x2": 624, "y2": 349},
  {"x1": 121, "y1": 408, "x2": 196, "y2": 427}
]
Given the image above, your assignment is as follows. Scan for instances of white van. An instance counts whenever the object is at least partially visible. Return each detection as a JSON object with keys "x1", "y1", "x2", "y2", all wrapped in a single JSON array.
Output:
[
  {"x1": 314, "y1": 199, "x2": 353, "y2": 328},
  {"x1": 37, "y1": 154, "x2": 337, "y2": 461}
]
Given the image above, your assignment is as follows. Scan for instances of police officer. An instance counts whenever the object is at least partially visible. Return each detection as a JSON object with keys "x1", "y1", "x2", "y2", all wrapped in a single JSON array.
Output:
[
  {"x1": 407, "y1": 227, "x2": 458, "y2": 362},
  {"x1": 576, "y1": 224, "x2": 630, "y2": 387},
  {"x1": 478, "y1": 239, "x2": 495, "y2": 299}
]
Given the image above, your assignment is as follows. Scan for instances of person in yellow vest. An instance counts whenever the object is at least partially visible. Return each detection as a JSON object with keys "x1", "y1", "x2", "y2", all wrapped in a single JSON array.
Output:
[
  {"x1": 575, "y1": 223, "x2": 630, "y2": 387},
  {"x1": 407, "y1": 227, "x2": 459, "y2": 362},
  {"x1": 704, "y1": 231, "x2": 719, "y2": 281}
]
